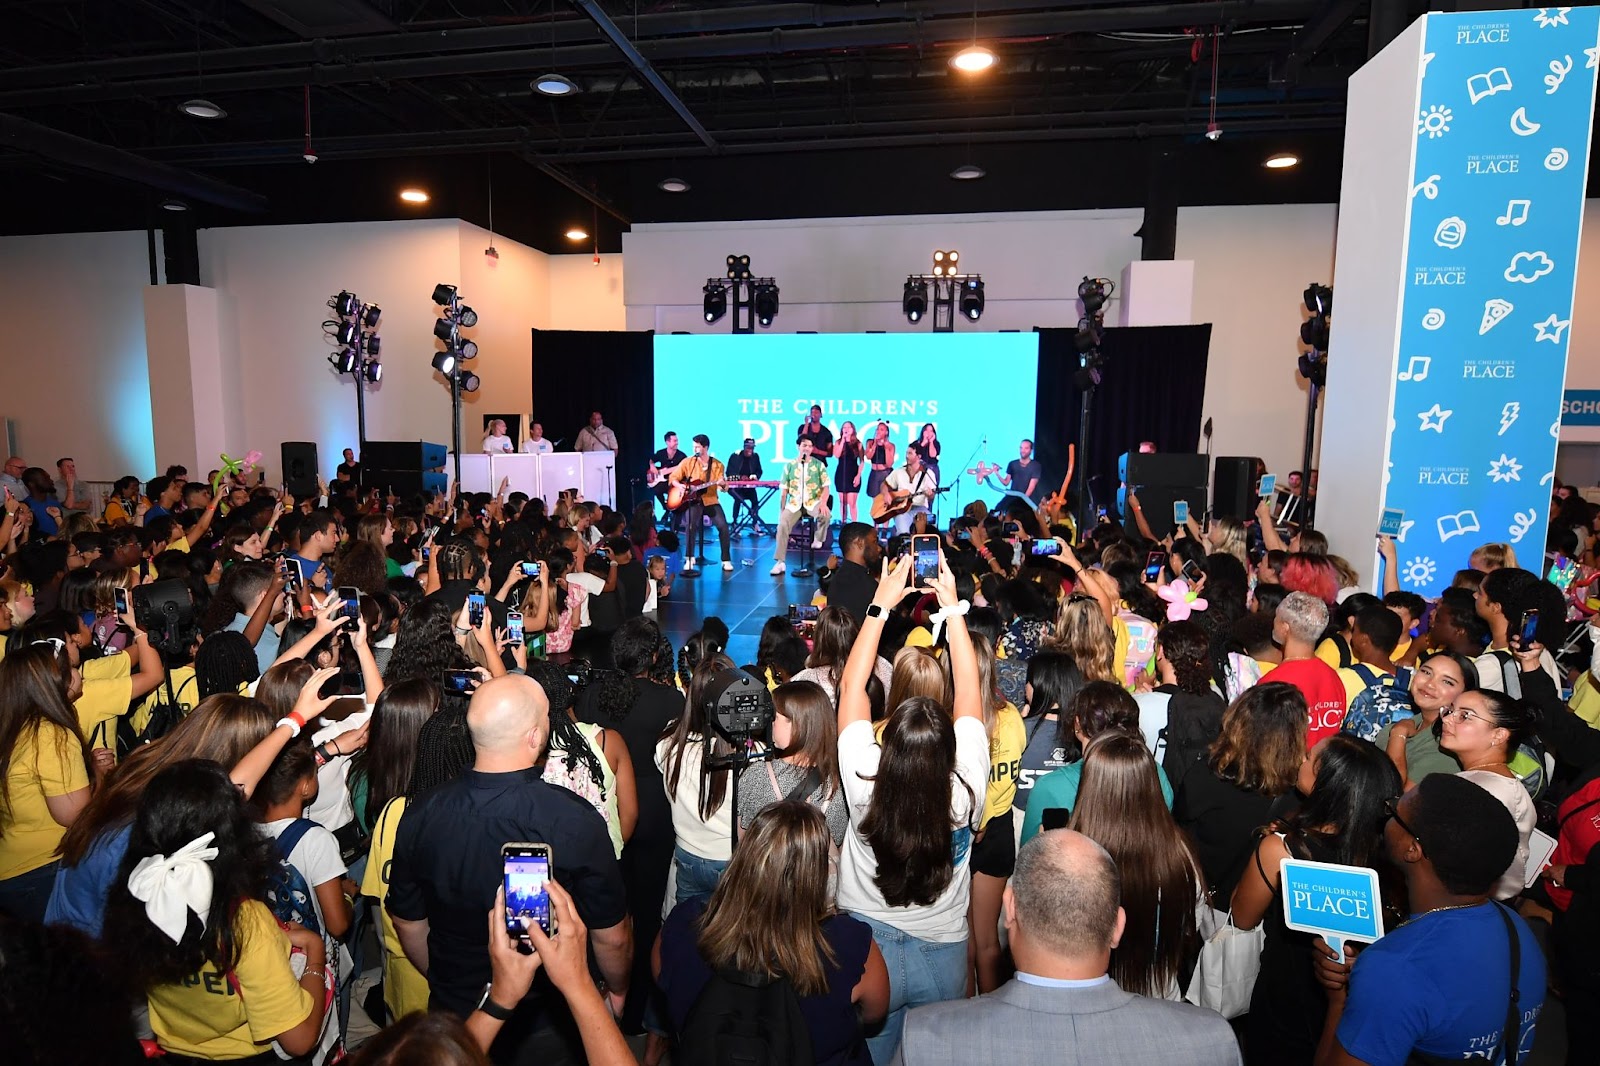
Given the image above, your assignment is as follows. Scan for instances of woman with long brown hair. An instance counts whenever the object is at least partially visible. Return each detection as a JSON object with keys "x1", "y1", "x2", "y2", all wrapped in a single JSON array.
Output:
[
  {"x1": 834, "y1": 421, "x2": 865, "y2": 523},
  {"x1": 657, "y1": 801, "x2": 888, "y2": 1065},
  {"x1": 656, "y1": 651, "x2": 740, "y2": 903},
  {"x1": 737, "y1": 681, "x2": 847, "y2": 844},
  {"x1": 0, "y1": 641, "x2": 91, "y2": 921},
  {"x1": 795, "y1": 605, "x2": 893, "y2": 707},
  {"x1": 1069, "y1": 729, "x2": 1204, "y2": 998},
  {"x1": 863, "y1": 422, "x2": 897, "y2": 508}
]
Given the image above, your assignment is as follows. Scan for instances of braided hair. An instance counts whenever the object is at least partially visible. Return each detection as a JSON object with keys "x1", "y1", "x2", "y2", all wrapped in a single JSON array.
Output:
[
  {"x1": 194, "y1": 630, "x2": 261, "y2": 698},
  {"x1": 526, "y1": 661, "x2": 607, "y2": 798},
  {"x1": 405, "y1": 705, "x2": 475, "y2": 799}
]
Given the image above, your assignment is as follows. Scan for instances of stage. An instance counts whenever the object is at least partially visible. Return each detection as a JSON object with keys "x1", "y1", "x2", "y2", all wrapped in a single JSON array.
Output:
[{"x1": 652, "y1": 531, "x2": 824, "y2": 667}]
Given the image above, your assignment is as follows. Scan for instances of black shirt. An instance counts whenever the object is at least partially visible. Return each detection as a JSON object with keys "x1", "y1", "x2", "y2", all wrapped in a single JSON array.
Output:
[
  {"x1": 386, "y1": 767, "x2": 628, "y2": 1017},
  {"x1": 1005, "y1": 458, "x2": 1044, "y2": 502},
  {"x1": 827, "y1": 559, "x2": 876, "y2": 625},
  {"x1": 578, "y1": 680, "x2": 682, "y2": 845},
  {"x1": 615, "y1": 558, "x2": 648, "y2": 618},
  {"x1": 423, "y1": 579, "x2": 514, "y2": 669},
  {"x1": 336, "y1": 461, "x2": 361, "y2": 483},
  {"x1": 651, "y1": 448, "x2": 684, "y2": 477},
  {"x1": 726, "y1": 451, "x2": 763, "y2": 481},
  {"x1": 797, "y1": 422, "x2": 834, "y2": 462}
]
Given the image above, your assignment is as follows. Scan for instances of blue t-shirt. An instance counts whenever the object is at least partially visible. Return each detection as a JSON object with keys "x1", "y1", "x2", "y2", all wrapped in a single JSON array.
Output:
[
  {"x1": 226, "y1": 611, "x2": 281, "y2": 674},
  {"x1": 145, "y1": 505, "x2": 170, "y2": 521},
  {"x1": 24, "y1": 496, "x2": 61, "y2": 536},
  {"x1": 290, "y1": 553, "x2": 329, "y2": 591},
  {"x1": 44, "y1": 824, "x2": 133, "y2": 938},
  {"x1": 1337, "y1": 902, "x2": 1545, "y2": 1066}
]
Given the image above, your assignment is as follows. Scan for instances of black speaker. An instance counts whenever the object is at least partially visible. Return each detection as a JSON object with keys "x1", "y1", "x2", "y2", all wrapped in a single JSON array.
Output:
[
  {"x1": 1118, "y1": 452, "x2": 1206, "y2": 537},
  {"x1": 280, "y1": 442, "x2": 319, "y2": 500},
  {"x1": 1213, "y1": 456, "x2": 1264, "y2": 520},
  {"x1": 363, "y1": 440, "x2": 447, "y2": 471},
  {"x1": 367, "y1": 470, "x2": 449, "y2": 499}
]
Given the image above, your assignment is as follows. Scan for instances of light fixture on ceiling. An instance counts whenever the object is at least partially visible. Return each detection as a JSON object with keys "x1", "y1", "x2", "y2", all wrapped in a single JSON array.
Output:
[
  {"x1": 658, "y1": 177, "x2": 690, "y2": 193},
  {"x1": 949, "y1": 45, "x2": 996, "y2": 73},
  {"x1": 180, "y1": 98, "x2": 226, "y2": 119},
  {"x1": 565, "y1": 228, "x2": 589, "y2": 241},
  {"x1": 1264, "y1": 153, "x2": 1300, "y2": 169},
  {"x1": 532, "y1": 73, "x2": 578, "y2": 96},
  {"x1": 160, "y1": 199, "x2": 189, "y2": 212},
  {"x1": 399, "y1": 188, "x2": 430, "y2": 204},
  {"x1": 949, "y1": 164, "x2": 986, "y2": 181}
]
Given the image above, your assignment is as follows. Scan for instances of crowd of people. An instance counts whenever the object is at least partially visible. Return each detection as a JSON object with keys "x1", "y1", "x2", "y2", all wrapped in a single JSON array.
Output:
[{"x1": 1, "y1": 448, "x2": 1598, "y2": 1066}]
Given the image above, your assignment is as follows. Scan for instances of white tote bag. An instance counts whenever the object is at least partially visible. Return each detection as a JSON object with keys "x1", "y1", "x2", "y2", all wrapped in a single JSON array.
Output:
[{"x1": 1184, "y1": 904, "x2": 1264, "y2": 1019}]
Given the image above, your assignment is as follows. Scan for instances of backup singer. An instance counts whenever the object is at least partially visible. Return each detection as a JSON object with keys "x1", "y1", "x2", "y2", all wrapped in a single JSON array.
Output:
[
  {"x1": 863, "y1": 421, "x2": 896, "y2": 501},
  {"x1": 909, "y1": 422, "x2": 941, "y2": 483},
  {"x1": 797, "y1": 404, "x2": 835, "y2": 461},
  {"x1": 669, "y1": 434, "x2": 732, "y2": 573},
  {"x1": 770, "y1": 437, "x2": 830, "y2": 575},
  {"x1": 834, "y1": 421, "x2": 864, "y2": 523},
  {"x1": 726, "y1": 437, "x2": 764, "y2": 531}
]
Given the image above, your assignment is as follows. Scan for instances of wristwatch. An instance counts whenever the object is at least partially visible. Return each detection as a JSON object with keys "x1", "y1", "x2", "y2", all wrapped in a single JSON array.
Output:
[
  {"x1": 475, "y1": 982, "x2": 517, "y2": 1021},
  {"x1": 865, "y1": 603, "x2": 887, "y2": 620}
]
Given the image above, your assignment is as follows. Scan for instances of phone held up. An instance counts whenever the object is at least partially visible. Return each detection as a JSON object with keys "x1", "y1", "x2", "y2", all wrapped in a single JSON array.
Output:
[
  {"x1": 1143, "y1": 551, "x2": 1168, "y2": 583},
  {"x1": 502, "y1": 842, "x2": 554, "y2": 946},
  {"x1": 468, "y1": 591, "x2": 487, "y2": 628},
  {"x1": 444, "y1": 669, "x2": 478, "y2": 694},
  {"x1": 114, "y1": 586, "x2": 130, "y2": 616},
  {"x1": 1515, "y1": 609, "x2": 1540, "y2": 651},
  {"x1": 506, "y1": 610, "x2": 524, "y2": 647},
  {"x1": 912, "y1": 534, "x2": 940, "y2": 587},
  {"x1": 1181, "y1": 558, "x2": 1204, "y2": 586}
]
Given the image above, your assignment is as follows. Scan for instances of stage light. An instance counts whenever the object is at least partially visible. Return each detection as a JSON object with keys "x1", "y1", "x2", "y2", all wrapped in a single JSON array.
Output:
[
  {"x1": 456, "y1": 305, "x2": 478, "y2": 327},
  {"x1": 362, "y1": 305, "x2": 382, "y2": 328},
  {"x1": 1301, "y1": 318, "x2": 1331, "y2": 352},
  {"x1": 903, "y1": 277, "x2": 928, "y2": 323},
  {"x1": 334, "y1": 321, "x2": 359, "y2": 346},
  {"x1": 703, "y1": 282, "x2": 727, "y2": 323},
  {"x1": 933, "y1": 250, "x2": 960, "y2": 278},
  {"x1": 950, "y1": 45, "x2": 996, "y2": 73},
  {"x1": 333, "y1": 291, "x2": 359, "y2": 317},
  {"x1": 960, "y1": 277, "x2": 985, "y2": 321},
  {"x1": 753, "y1": 283, "x2": 780, "y2": 327},
  {"x1": 726, "y1": 254, "x2": 752, "y2": 281},
  {"x1": 1074, "y1": 316, "x2": 1102, "y2": 354},
  {"x1": 365, "y1": 335, "x2": 381, "y2": 356},
  {"x1": 458, "y1": 371, "x2": 481, "y2": 393},
  {"x1": 532, "y1": 73, "x2": 578, "y2": 96},
  {"x1": 459, "y1": 339, "x2": 479, "y2": 360},
  {"x1": 1264, "y1": 153, "x2": 1300, "y2": 169},
  {"x1": 434, "y1": 319, "x2": 459, "y2": 345},
  {"x1": 363, "y1": 361, "x2": 382, "y2": 384},
  {"x1": 328, "y1": 348, "x2": 358, "y2": 374},
  {"x1": 1303, "y1": 283, "x2": 1332, "y2": 316},
  {"x1": 658, "y1": 177, "x2": 690, "y2": 193},
  {"x1": 1077, "y1": 277, "x2": 1108, "y2": 316},
  {"x1": 565, "y1": 228, "x2": 589, "y2": 241},
  {"x1": 950, "y1": 164, "x2": 986, "y2": 181},
  {"x1": 160, "y1": 199, "x2": 189, "y2": 212},
  {"x1": 180, "y1": 99, "x2": 226, "y2": 120},
  {"x1": 399, "y1": 188, "x2": 430, "y2": 204},
  {"x1": 432, "y1": 284, "x2": 457, "y2": 307},
  {"x1": 432, "y1": 350, "x2": 457, "y2": 375}
]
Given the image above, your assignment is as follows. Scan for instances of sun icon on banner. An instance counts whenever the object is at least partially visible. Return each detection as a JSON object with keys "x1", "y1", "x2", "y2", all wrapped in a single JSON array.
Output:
[
  {"x1": 1417, "y1": 105, "x2": 1453, "y2": 138},
  {"x1": 1403, "y1": 557, "x2": 1438, "y2": 587}
]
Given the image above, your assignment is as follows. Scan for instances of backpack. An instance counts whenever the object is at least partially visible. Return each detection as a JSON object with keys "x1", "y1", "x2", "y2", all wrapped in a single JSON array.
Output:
[
  {"x1": 115, "y1": 673, "x2": 198, "y2": 758},
  {"x1": 677, "y1": 968, "x2": 816, "y2": 1066},
  {"x1": 1546, "y1": 773, "x2": 1600, "y2": 912},
  {"x1": 1341, "y1": 667, "x2": 1414, "y2": 743},
  {"x1": 264, "y1": 819, "x2": 323, "y2": 937}
]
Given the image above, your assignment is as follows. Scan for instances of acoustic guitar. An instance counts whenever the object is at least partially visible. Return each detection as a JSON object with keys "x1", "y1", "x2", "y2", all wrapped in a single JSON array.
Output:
[
  {"x1": 872, "y1": 484, "x2": 950, "y2": 523},
  {"x1": 666, "y1": 477, "x2": 727, "y2": 511}
]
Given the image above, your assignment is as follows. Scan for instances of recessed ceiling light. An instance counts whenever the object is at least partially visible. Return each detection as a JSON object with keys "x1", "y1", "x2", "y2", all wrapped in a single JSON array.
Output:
[
  {"x1": 399, "y1": 188, "x2": 430, "y2": 204},
  {"x1": 532, "y1": 74, "x2": 579, "y2": 97},
  {"x1": 1264, "y1": 153, "x2": 1300, "y2": 169},
  {"x1": 565, "y1": 228, "x2": 589, "y2": 241},
  {"x1": 658, "y1": 177, "x2": 690, "y2": 193},
  {"x1": 950, "y1": 164, "x2": 986, "y2": 181},
  {"x1": 180, "y1": 98, "x2": 227, "y2": 120},
  {"x1": 949, "y1": 45, "x2": 996, "y2": 73},
  {"x1": 159, "y1": 199, "x2": 189, "y2": 212}
]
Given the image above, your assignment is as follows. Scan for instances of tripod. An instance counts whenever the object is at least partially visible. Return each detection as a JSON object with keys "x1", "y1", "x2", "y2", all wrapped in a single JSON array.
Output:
[{"x1": 704, "y1": 732, "x2": 780, "y2": 853}]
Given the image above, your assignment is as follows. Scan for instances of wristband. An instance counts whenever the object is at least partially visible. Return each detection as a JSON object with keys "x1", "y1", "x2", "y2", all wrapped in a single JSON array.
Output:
[
  {"x1": 928, "y1": 599, "x2": 970, "y2": 645},
  {"x1": 276, "y1": 712, "x2": 307, "y2": 738}
]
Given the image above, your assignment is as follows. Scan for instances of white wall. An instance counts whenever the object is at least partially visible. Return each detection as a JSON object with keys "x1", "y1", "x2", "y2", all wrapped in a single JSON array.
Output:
[{"x1": 548, "y1": 253, "x2": 626, "y2": 331}]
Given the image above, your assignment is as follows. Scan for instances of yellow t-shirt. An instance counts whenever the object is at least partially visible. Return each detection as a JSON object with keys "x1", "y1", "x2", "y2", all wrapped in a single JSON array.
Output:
[
  {"x1": 981, "y1": 703, "x2": 1026, "y2": 829},
  {"x1": 0, "y1": 720, "x2": 89, "y2": 879},
  {"x1": 360, "y1": 798, "x2": 429, "y2": 1021},
  {"x1": 78, "y1": 652, "x2": 134, "y2": 752},
  {"x1": 130, "y1": 665, "x2": 198, "y2": 736},
  {"x1": 148, "y1": 899, "x2": 315, "y2": 1060},
  {"x1": 1111, "y1": 616, "x2": 1132, "y2": 690},
  {"x1": 104, "y1": 497, "x2": 137, "y2": 526},
  {"x1": 1315, "y1": 636, "x2": 1346, "y2": 670},
  {"x1": 1569, "y1": 671, "x2": 1600, "y2": 728},
  {"x1": 903, "y1": 626, "x2": 934, "y2": 649}
]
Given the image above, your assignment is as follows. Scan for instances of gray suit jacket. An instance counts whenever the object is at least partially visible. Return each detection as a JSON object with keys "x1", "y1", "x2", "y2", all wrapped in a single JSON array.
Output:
[{"x1": 892, "y1": 977, "x2": 1242, "y2": 1066}]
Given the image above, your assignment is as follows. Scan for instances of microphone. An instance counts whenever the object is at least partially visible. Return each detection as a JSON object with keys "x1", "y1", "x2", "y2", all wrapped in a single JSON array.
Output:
[{"x1": 1202, "y1": 418, "x2": 1213, "y2": 439}]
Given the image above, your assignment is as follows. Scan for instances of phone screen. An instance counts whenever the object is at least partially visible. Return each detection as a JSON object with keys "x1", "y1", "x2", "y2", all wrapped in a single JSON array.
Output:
[
  {"x1": 468, "y1": 592, "x2": 486, "y2": 627},
  {"x1": 1030, "y1": 540, "x2": 1062, "y2": 557},
  {"x1": 502, "y1": 843, "x2": 552, "y2": 939},
  {"x1": 520, "y1": 561, "x2": 542, "y2": 579},
  {"x1": 281, "y1": 557, "x2": 303, "y2": 593},
  {"x1": 789, "y1": 604, "x2": 821, "y2": 622},
  {"x1": 1173, "y1": 500, "x2": 1190, "y2": 525},
  {"x1": 444, "y1": 669, "x2": 477, "y2": 694},
  {"x1": 1519, "y1": 609, "x2": 1540, "y2": 648},
  {"x1": 114, "y1": 587, "x2": 130, "y2": 615},
  {"x1": 912, "y1": 534, "x2": 940, "y2": 587},
  {"x1": 338, "y1": 586, "x2": 361, "y2": 620},
  {"x1": 1182, "y1": 558, "x2": 1204, "y2": 585},
  {"x1": 506, "y1": 611, "x2": 524, "y2": 646},
  {"x1": 1143, "y1": 551, "x2": 1167, "y2": 583}
]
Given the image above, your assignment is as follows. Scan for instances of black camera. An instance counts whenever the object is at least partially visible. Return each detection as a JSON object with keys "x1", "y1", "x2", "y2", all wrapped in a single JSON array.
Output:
[
  {"x1": 132, "y1": 579, "x2": 197, "y2": 657},
  {"x1": 701, "y1": 667, "x2": 776, "y2": 740}
]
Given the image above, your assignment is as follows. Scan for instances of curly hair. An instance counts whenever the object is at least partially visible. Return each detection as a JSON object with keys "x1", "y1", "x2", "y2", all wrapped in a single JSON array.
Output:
[
  {"x1": 333, "y1": 538, "x2": 389, "y2": 599},
  {"x1": 384, "y1": 597, "x2": 473, "y2": 685},
  {"x1": 194, "y1": 629, "x2": 262, "y2": 698},
  {"x1": 1044, "y1": 594, "x2": 1118, "y2": 684},
  {"x1": 1208, "y1": 682, "x2": 1307, "y2": 795},
  {"x1": 1158, "y1": 620, "x2": 1213, "y2": 696}
]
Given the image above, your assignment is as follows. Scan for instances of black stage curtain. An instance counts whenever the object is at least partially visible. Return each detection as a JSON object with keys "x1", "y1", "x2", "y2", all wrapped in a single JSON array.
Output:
[
  {"x1": 531, "y1": 329, "x2": 655, "y2": 514},
  {"x1": 1034, "y1": 324, "x2": 1212, "y2": 511}
]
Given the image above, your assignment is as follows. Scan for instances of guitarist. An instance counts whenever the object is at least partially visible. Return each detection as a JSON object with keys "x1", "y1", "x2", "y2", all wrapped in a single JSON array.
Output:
[
  {"x1": 769, "y1": 437, "x2": 831, "y2": 576},
  {"x1": 668, "y1": 433, "x2": 732, "y2": 574},
  {"x1": 647, "y1": 431, "x2": 685, "y2": 512},
  {"x1": 878, "y1": 448, "x2": 939, "y2": 534}
]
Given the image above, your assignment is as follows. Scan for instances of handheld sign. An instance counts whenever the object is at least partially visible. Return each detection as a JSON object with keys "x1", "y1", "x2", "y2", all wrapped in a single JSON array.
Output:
[
  {"x1": 1258, "y1": 474, "x2": 1276, "y2": 498},
  {"x1": 1173, "y1": 500, "x2": 1190, "y2": 525},
  {"x1": 1378, "y1": 508, "x2": 1406, "y2": 538},
  {"x1": 1281, "y1": 858, "x2": 1385, "y2": 959}
]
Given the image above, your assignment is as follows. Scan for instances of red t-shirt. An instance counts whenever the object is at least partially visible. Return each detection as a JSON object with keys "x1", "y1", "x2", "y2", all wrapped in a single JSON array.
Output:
[{"x1": 1261, "y1": 657, "x2": 1348, "y2": 749}]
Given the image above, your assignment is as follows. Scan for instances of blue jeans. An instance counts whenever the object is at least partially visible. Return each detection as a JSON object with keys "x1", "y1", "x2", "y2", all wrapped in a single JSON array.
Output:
[
  {"x1": 0, "y1": 861, "x2": 60, "y2": 924},
  {"x1": 853, "y1": 912, "x2": 968, "y2": 1064},
  {"x1": 673, "y1": 846, "x2": 728, "y2": 906}
]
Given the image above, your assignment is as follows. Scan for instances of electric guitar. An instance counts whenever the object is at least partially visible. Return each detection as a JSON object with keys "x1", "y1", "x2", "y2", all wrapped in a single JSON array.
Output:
[{"x1": 666, "y1": 476, "x2": 727, "y2": 511}]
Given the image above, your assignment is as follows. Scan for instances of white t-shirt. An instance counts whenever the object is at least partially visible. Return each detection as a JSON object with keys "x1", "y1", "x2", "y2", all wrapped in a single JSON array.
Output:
[
  {"x1": 307, "y1": 709, "x2": 372, "y2": 832},
  {"x1": 263, "y1": 817, "x2": 346, "y2": 934},
  {"x1": 654, "y1": 734, "x2": 734, "y2": 862},
  {"x1": 1459, "y1": 770, "x2": 1535, "y2": 901},
  {"x1": 642, "y1": 577, "x2": 659, "y2": 614},
  {"x1": 521, "y1": 438, "x2": 553, "y2": 455},
  {"x1": 883, "y1": 467, "x2": 937, "y2": 508},
  {"x1": 1133, "y1": 690, "x2": 1171, "y2": 763},
  {"x1": 483, "y1": 434, "x2": 513, "y2": 454},
  {"x1": 1473, "y1": 648, "x2": 1559, "y2": 696},
  {"x1": 835, "y1": 716, "x2": 988, "y2": 942},
  {"x1": 567, "y1": 570, "x2": 604, "y2": 629}
]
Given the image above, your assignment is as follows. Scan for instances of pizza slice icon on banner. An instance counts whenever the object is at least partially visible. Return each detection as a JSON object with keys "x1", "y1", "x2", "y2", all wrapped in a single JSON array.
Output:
[{"x1": 1480, "y1": 298, "x2": 1515, "y2": 335}]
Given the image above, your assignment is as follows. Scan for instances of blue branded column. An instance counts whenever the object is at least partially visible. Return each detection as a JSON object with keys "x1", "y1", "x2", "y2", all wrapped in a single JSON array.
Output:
[{"x1": 1322, "y1": 8, "x2": 1598, "y2": 596}]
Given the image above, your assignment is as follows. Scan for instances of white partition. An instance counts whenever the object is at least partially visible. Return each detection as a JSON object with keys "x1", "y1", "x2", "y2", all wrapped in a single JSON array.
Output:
[
  {"x1": 492, "y1": 454, "x2": 540, "y2": 500},
  {"x1": 538, "y1": 452, "x2": 587, "y2": 510},
  {"x1": 580, "y1": 450, "x2": 618, "y2": 508},
  {"x1": 449, "y1": 453, "x2": 493, "y2": 494}
]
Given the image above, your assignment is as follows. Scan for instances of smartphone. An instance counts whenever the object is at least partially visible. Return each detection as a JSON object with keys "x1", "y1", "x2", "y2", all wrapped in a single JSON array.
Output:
[
  {"x1": 506, "y1": 610, "x2": 524, "y2": 646},
  {"x1": 280, "y1": 556, "x2": 303, "y2": 593},
  {"x1": 468, "y1": 591, "x2": 486, "y2": 628},
  {"x1": 1258, "y1": 474, "x2": 1277, "y2": 498},
  {"x1": 502, "y1": 842, "x2": 554, "y2": 941},
  {"x1": 338, "y1": 586, "x2": 361, "y2": 621},
  {"x1": 1182, "y1": 558, "x2": 1204, "y2": 585},
  {"x1": 527, "y1": 631, "x2": 547, "y2": 660},
  {"x1": 912, "y1": 534, "x2": 941, "y2": 587},
  {"x1": 1030, "y1": 540, "x2": 1062, "y2": 557},
  {"x1": 1143, "y1": 550, "x2": 1167, "y2": 583},
  {"x1": 444, "y1": 669, "x2": 478, "y2": 694},
  {"x1": 519, "y1": 561, "x2": 543, "y2": 579},
  {"x1": 789, "y1": 604, "x2": 821, "y2": 623},
  {"x1": 1173, "y1": 500, "x2": 1190, "y2": 525},
  {"x1": 1517, "y1": 608, "x2": 1540, "y2": 650},
  {"x1": 954, "y1": 528, "x2": 971, "y2": 542},
  {"x1": 114, "y1": 587, "x2": 130, "y2": 615},
  {"x1": 421, "y1": 545, "x2": 430, "y2": 563}
]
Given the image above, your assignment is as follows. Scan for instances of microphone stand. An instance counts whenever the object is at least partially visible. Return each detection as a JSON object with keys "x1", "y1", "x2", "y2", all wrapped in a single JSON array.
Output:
[{"x1": 954, "y1": 435, "x2": 986, "y2": 520}]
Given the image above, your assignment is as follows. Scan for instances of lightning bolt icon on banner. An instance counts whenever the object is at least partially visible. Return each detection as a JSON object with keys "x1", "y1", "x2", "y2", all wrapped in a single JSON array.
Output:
[{"x1": 1500, "y1": 402, "x2": 1521, "y2": 436}]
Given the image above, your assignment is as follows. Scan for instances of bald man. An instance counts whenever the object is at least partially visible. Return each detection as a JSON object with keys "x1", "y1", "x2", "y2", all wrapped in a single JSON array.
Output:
[
  {"x1": 894, "y1": 830, "x2": 1240, "y2": 1065},
  {"x1": 388, "y1": 675, "x2": 631, "y2": 1058}
]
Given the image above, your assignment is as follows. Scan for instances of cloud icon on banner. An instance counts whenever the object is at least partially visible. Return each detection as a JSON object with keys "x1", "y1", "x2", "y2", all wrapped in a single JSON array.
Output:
[
  {"x1": 1433, "y1": 217, "x2": 1467, "y2": 249},
  {"x1": 1504, "y1": 251, "x2": 1555, "y2": 283}
]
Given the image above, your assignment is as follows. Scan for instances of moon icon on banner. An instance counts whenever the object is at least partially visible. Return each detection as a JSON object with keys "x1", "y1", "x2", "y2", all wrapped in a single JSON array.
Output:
[{"x1": 1510, "y1": 107, "x2": 1541, "y2": 136}]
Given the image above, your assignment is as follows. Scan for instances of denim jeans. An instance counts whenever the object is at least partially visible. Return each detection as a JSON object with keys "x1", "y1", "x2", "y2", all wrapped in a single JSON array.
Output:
[
  {"x1": 853, "y1": 912, "x2": 968, "y2": 1064},
  {"x1": 0, "y1": 860, "x2": 60, "y2": 924},
  {"x1": 672, "y1": 846, "x2": 728, "y2": 906}
]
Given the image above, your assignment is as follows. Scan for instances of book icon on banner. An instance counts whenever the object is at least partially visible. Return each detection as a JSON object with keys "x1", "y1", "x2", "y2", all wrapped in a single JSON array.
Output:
[
  {"x1": 1438, "y1": 510, "x2": 1481, "y2": 542},
  {"x1": 1480, "y1": 298, "x2": 1515, "y2": 335},
  {"x1": 1467, "y1": 67, "x2": 1513, "y2": 104}
]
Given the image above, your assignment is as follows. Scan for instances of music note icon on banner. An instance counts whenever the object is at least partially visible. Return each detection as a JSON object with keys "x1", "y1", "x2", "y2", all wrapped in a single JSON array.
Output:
[
  {"x1": 1497, "y1": 200, "x2": 1531, "y2": 226},
  {"x1": 1398, "y1": 356, "x2": 1431, "y2": 382}
]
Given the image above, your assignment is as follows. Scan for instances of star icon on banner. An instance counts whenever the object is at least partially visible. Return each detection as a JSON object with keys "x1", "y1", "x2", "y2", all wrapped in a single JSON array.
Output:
[
  {"x1": 1488, "y1": 454, "x2": 1523, "y2": 483},
  {"x1": 1534, "y1": 313, "x2": 1572, "y2": 343},
  {"x1": 1587, "y1": 45, "x2": 1599, "y2": 69},
  {"x1": 1418, "y1": 404, "x2": 1453, "y2": 432},
  {"x1": 1534, "y1": 8, "x2": 1572, "y2": 29},
  {"x1": 1396, "y1": 519, "x2": 1416, "y2": 544}
]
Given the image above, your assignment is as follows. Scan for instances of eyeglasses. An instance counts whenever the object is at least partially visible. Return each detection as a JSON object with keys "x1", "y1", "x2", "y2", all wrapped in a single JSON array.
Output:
[
  {"x1": 1439, "y1": 706, "x2": 1485, "y2": 724},
  {"x1": 1383, "y1": 797, "x2": 1424, "y2": 850}
]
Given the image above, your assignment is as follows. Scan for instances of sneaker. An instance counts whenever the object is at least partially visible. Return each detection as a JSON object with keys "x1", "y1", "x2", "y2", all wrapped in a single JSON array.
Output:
[
  {"x1": 721, "y1": 560, "x2": 733, "y2": 572},
  {"x1": 811, "y1": 534, "x2": 826, "y2": 549},
  {"x1": 682, "y1": 557, "x2": 698, "y2": 573},
  {"x1": 769, "y1": 561, "x2": 787, "y2": 576}
]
